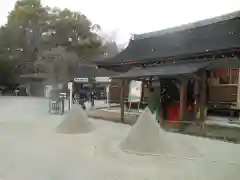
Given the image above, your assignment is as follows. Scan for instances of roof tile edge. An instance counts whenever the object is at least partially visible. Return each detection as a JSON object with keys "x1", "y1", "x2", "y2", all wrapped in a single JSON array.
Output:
[{"x1": 134, "y1": 10, "x2": 240, "y2": 40}]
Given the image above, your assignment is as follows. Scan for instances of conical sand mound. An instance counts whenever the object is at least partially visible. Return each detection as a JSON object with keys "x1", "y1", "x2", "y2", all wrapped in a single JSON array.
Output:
[
  {"x1": 120, "y1": 107, "x2": 200, "y2": 157},
  {"x1": 56, "y1": 105, "x2": 95, "y2": 134},
  {"x1": 120, "y1": 108, "x2": 170, "y2": 155}
]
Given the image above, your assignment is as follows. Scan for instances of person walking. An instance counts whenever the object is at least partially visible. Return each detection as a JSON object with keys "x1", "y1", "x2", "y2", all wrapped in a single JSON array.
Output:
[{"x1": 90, "y1": 91, "x2": 95, "y2": 107}]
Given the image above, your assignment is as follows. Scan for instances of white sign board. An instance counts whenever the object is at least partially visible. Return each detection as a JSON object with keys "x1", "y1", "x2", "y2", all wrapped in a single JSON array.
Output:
[
  {"x1": 74, "y1": 78, "x2": 88, "y2": 83},
  {"x1": 68, "y1": 82, "x2": 73, "y2": 90},
  {"x1": 106, "y1": 85, "x2": 110, "y2": 93},
  {"x1": 45, "y1": 85, "x2": 53, "y2": 98},
  {"x1": 128, "y1": 80, "x2": 142, "y2": 102},
  {"x1": 68, "y1": 82, "x2": 73, "y2": 110},
  {"x1": 106, "y1": 85, "x2": 110, "y2": 109},
  {"x1": 95, "y1": 77, "x2": 111, "y2": 82}
]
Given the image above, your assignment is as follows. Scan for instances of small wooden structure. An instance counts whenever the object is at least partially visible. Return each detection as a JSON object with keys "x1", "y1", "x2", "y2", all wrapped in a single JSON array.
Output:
[{"x1": 94, "y1": 10, "x2": 240, "y2": 122}]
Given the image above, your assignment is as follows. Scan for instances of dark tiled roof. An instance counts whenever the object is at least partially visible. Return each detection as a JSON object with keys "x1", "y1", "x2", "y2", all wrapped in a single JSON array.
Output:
[
  {"x1": 134, "y1": 10, "x2": 240, "y2": 40},
  {"x1": 113, "y1": 61, "x2": 210, "y2": 78},
  {"x1": 96, "y1": 11, "x2": 240, "y2": 66}
]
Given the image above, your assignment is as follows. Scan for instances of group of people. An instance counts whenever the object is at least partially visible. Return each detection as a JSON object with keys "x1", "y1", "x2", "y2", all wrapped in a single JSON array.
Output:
[{"x1": 73, "y1": 90, "x2": 95, "y2": 107}]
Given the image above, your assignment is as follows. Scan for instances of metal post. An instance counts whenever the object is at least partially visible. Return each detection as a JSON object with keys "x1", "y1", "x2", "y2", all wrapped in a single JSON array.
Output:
[
  {"x1": 106, "y1": 85, "x2": 110, "y2": 109},
  {"x1": 69, "y1": 88, "x2": 73, "y2": 110},
  {"x1": 68, "y1": 82, "x2": 73, "y2": 110}
]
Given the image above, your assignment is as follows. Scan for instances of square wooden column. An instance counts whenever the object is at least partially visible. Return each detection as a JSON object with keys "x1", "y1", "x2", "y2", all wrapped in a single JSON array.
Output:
[
  {"x1": 200, "y1": 70, "x2": 207, "y2": 121},
  {"x1": 120, "y1": 79, "x2": 125, "y2": 123},
  {"x1": 158, "y1": 77, "x2": 162, "y2": 123},
  {"x1": 193, "y1": 79, "x2": 200, "y2": 121},
  {"x1": 140, "y1": 80, "x2": 144, "y2": 103},
  {"x1": 179, "y1": 78, "x2": 187, "y2": 121},
  {"x1": 237, "y1": 68, "x2": 240, "y2": 109}
]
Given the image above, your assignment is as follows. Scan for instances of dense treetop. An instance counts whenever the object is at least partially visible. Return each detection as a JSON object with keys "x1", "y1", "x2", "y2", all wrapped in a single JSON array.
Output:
[{"x1": 0, "y1": 0, "x2": 119, "y2": 86}]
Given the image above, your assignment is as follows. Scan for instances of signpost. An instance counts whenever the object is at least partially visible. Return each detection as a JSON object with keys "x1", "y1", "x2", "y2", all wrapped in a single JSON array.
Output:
[
  {"x1": 74, "y1": 78, "x2": 88, "y2": 83},
  {"x1": 128, "y1": 80, "x2": 142, "y2": 111},
  {"x1": 106, "y1": 85, "x2": 110, "y2": 109},
  {"x1": 15, "y1": 89, "x2": 19, "y2": 96},
  {"x1": 68, "y1": 82, "x2": 73, "y2": 110},
  {"x1": 45, "y1": 85, "x2": 53, "y2": 98}
]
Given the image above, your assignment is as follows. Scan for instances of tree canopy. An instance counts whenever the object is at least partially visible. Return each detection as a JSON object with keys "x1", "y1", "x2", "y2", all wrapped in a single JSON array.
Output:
[{"x1": 0, "y1": 0, "x2": 118, "y2": 86}]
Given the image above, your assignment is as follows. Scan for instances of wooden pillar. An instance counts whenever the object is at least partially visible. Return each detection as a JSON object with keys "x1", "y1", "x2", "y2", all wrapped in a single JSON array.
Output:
[
  {"x1": 200, "y1": 70, "x2": 207, "y2": 121},
  {"x1": 237, "y1": 68, "x2": 240, "y2": 109},
  {"x1": 92, "y1": 82, "x2": 96, "y2": 106},
  {"x1": 140, "y1": 80, "x2": 144, "y2": 103},
  {"x1": 120, "y1": 79, "x2": 125, "y2": 123},
  {"x1": 149, "y1": 77, "x2": 153, "y2": 89},
  {"x1": 179, "y1": 78, "x2": 187, "y2": 121},
  {"x1": 193, "y1": 79, "x2": 199, "y2": 121},
  {"x1": 159, "y1": 77, "x2": 161, "y2": 103},
  {"x1": 158, "y1": 77, "x2": 162, "y2": 123}
]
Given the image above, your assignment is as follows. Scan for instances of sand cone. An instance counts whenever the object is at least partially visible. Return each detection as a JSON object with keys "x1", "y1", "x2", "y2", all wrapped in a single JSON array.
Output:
[
  {"x1": 119, "y1": 107, "x2": 170, "y2": 155},
  {"x1": 120, "y1": 107, "x2": 200, "y2": 157},
  {"x1": 56, "y1": 105, "x2": 95, "y2": 134}
]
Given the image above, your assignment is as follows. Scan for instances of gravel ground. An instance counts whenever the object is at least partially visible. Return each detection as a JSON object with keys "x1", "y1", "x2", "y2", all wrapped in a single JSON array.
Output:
[{"x1": 0, "y1": 96, "x2": 240, "y2": 180}]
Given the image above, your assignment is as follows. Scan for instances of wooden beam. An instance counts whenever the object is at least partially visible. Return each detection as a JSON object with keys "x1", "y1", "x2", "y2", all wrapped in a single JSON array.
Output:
[
  {"x1": 179, "y1": 78, "x2": 187, "y2": 121},
  {"x1": 120, "y1": 79, "x2": 125, "y2": 123}
]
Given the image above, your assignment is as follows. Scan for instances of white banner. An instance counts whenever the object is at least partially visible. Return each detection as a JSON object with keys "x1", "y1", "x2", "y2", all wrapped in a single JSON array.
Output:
[
  {"x1": 68, "y1": 82, "x2": 73, "y2": 90},
  {"x1": 74, "y1": 78, "x2": 88, "y2": 83},
  {"x1": 45, "y1": 85, "x2": 53, "y2": 98},
  {"x1": 128, "y1": 80, "x2": 142, "y2": 102},
  {"x1": 95, "y1": 77, "x2": 111, "y2": 82}
]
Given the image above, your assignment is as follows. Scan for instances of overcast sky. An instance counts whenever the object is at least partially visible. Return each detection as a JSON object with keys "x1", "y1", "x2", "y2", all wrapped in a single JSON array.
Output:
[{"x1": 1, "y1": 0, "x2": 239, "y2": 44}]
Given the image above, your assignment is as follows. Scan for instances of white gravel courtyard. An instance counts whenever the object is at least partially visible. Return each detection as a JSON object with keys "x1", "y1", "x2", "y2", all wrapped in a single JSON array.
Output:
[{"x1": 0, "y1": 96, "x2": 240, "y2": 180}]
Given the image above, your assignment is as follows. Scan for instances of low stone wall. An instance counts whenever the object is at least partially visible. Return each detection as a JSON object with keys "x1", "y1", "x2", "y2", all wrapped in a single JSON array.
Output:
[
  {"x1": 88, "y1": 109, "x2": 240, "y2": 143},
  {"x1": 87, "y1": 109, "x2": 138, "y2": 125}
]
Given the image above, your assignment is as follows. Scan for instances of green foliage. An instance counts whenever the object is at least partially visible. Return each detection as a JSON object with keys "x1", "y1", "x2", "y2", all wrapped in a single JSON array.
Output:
[
  {"x1": 0, "y1": 0, "x2": 116, "y2": 86},
  {"x1": 41, "y1": 7, "x2": 103, "y2": 59},
  {"x1": 0, "y1": 59, "x2": 18, "y2": 86}
]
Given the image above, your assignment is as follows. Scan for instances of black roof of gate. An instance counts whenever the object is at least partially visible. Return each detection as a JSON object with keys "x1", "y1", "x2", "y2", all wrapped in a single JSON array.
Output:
[{"x1": 95, "y1": 11, "x2": 240, "y2": 66}]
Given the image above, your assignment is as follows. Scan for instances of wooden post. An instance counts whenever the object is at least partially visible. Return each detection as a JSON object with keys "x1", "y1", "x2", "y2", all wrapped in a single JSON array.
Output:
[
  {"x1": 200, "y1": 70, "x2": 207, "y2": 121},
  {"x1": 120, "y1": 79, "x2": 125, "y2": 123},
  {"x1": 149, "y1": 77, "x2": 153, "y2": 88},
  {"x1": 158, "y1": 77, "x2": 162, "y2": 123},
  {"x1": 159, "y1": 77, "x2": 161, "y2": 98},
  {"x1": 179, "y1": 78, "x2": 187, "y2": 121},
  {"x1": 193, "y1": 79, "x2": 199, "y2": 121},
  {"x1": 237, "y1": 68, "x2": 240, "y2": 109},
  {"x1": 140, "y1": 80, "x2": 144, "y2": 103}
]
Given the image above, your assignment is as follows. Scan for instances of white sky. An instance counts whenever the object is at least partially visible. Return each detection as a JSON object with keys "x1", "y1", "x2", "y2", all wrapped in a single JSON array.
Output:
[{"x1": 1, "y1": 0, "x2": 239, "y2": 44}]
